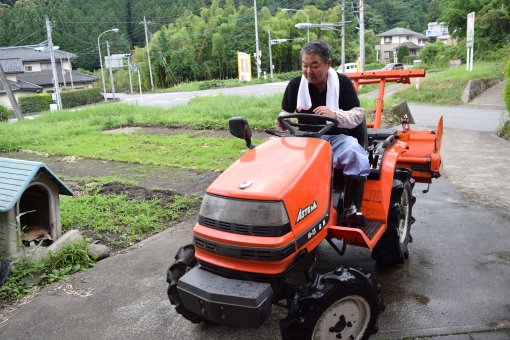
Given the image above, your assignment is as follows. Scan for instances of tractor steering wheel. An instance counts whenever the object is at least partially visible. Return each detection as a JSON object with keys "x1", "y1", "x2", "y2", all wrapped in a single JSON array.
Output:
[{"x1": 278, "y1": 113, "x2": 340, "y2": 138}]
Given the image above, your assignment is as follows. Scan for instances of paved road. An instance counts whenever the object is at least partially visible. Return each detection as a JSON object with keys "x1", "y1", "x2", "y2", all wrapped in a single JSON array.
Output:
[
  {"x1": 115, "y1": 82, "x2": 289, "y2": 108},
  {"x1": 1, "y1": 81, "x2": 509, "y2": 339}
]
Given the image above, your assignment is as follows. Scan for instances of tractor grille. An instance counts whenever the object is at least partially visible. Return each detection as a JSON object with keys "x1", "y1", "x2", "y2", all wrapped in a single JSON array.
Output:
[
  {"x1": 199, "y1": 215, "x2": 290, "y2": 237},
  {"x1": 194, "y1": 236, "x2": 295, "y2": 261}
]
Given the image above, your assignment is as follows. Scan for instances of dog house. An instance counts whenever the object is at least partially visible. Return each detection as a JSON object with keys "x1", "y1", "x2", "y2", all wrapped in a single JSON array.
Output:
[{"x1": 0, "y1": 157, "x2": 73, "y2": 257}]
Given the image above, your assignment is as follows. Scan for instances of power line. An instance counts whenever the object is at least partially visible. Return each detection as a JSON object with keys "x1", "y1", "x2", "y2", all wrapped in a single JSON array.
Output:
[{"x1": 12, "y1": 27, "x2": 46, "y2": 46}]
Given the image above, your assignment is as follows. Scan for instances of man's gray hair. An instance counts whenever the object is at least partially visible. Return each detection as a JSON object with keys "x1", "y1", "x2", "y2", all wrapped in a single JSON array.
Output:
[{"x1": 300, "y1": 40, "x2": 331, "y2": 63}]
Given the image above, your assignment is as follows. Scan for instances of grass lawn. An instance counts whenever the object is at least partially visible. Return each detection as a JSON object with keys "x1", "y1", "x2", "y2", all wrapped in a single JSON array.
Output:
[
  {"x1": 0, "y1": 93, "x2": 398, "y2": 172},
  {"x1": 392, "y1": 62, "x2": 505, "y2": 106}
]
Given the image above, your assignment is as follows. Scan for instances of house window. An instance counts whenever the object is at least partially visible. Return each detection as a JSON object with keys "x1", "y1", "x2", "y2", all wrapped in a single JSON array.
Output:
[
  {"x1": 406, "y1": 36, "x2": 410, "y2": 41},
  {"x1": 384, "y1": 37, "x2": 392, "y2": 43},
  {"x1": 384, "y1": 51, "x2": 390, "y2": 60},
  {"x1": 41, "y1": 62, "x2": 61, "y2": 70},
  {"x1": 25, "y1": 66, "x2": 32, "y2": 71}
]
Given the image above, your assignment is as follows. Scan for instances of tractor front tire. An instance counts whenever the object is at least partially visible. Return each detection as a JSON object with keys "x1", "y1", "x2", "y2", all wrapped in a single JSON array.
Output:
[
  {"x1": 280, "y1": 267, "x2": 385, "y2": 340},
  {"x1": 371, "y1": 171, "x2": 416, "y2": 264},
  {"x1": 166, "y1": 244, "x2": 209, "y2": 324}
]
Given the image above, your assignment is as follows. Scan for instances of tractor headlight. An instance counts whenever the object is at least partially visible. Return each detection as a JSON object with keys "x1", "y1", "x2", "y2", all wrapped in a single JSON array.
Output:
[{"x1": 199, "y1": 194, "x2": 290, "y2": 236}]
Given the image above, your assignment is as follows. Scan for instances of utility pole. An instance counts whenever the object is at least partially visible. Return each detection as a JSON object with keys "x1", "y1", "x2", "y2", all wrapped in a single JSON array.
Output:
[
  {"x1": 46, "y1": 18, "x2": 62, "y2": 110},
  {"x1": 267, "y1": 28, "x2": 273, "y2": 81},
  {"x1": 60, "y1": 57, "x2": 66, "y2": 90},
  {"x1": 140, "y1": 16, "x2": 154, "y2": 90},
  {"x1": 137, "y1": 69, "x2": 143, "y2": 104},
  {"x1": 127, "y1": 56, "x2": 133, "y2": 94},
  {"x1": 253, "y1": 0, "x2": 261, "y2": 79},
  {"x1": 341, "y1": 0, "x2": 346, "y2": 73},
  {"x1": 106, "y1": 41, "x2": 116, "y2": 101},
  {"x1": 67, "y1": 53, "x2": 74, "y2": 89},
  {"x1": 351, "y1": 1, "x2": 365, "y2": 71},
  {"x1": 0, "y1": 64, "x2": 23, "y2": 120}
]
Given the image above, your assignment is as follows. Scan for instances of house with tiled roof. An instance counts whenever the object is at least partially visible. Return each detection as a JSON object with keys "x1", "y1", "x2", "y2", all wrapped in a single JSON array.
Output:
[
  {"x1": 0, "y1": 45, "x2": 99, "y2": 108},
  {"x1": 374, "y1": 28, "x2": 429, "y2": 63},
  {"x1": 0, "y1": 59, "x2": 44, "y2": 104}
]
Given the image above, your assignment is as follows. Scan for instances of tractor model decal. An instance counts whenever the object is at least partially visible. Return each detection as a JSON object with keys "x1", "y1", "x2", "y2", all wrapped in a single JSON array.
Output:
[
  {"x1": 296, "y1": 213, "x2": 329, "y2": 248},
  {"x1": 296, "y1": 200, "x2": 318, "y2": 224}
]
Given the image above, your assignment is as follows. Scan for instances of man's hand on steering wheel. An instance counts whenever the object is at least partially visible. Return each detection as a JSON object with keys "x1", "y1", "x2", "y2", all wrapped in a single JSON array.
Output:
[
  {"x1": 275, "y1": 111, "x2": 292, "y2": 132},
  {"x1": 313, "y1": 106, "x2": 336, "y2": 119},
  {"x1": 276, "y1": 113, "x2": 340, "y2": 138}
]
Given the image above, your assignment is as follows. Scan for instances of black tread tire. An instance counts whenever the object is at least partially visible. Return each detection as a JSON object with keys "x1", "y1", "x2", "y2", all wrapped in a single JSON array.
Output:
[
  {"x1": 280, "y1": 267, "x2": 385, "y2": 340},
  {"x1": 166, "y1": 244, "x2": 210, "y2": 324},
  {"x1": 371, "y1": 169, "x2": 416, "y2": 264}
]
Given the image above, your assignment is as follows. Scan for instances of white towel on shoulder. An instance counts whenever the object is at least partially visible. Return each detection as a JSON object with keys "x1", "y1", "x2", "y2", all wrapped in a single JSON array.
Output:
[{"x1": 296, "y1": 67, "x2": 340, "y2": 112}]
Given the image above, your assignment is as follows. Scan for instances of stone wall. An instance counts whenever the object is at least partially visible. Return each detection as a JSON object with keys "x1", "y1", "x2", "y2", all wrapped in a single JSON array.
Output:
[
  {"x1": 461, "y1": 77, "x2": 502, "y2": 103},
  {"x1": 379, "y1": 101, "x2": 415, "y2": 128}
]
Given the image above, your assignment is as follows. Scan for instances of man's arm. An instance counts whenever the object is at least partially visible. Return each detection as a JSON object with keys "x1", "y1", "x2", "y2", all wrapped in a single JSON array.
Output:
[{"x1": 313, "y1": 106, "x2": 364, "y2": 129}]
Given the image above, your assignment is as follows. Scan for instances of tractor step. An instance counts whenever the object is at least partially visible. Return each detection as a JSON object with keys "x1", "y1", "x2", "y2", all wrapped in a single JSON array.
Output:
[
  {"x1": 328, "y1": 221, "x2": 386, "y2": 250},
  {"x1": 361, "y1": 220, "x2": 383, "y2": 240}
]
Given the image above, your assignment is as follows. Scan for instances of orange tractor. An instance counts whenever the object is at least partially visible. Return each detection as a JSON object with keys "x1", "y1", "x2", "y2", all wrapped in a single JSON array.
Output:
[{"x1": 167, "y1": 69, "x2": 443, "y2": 339}]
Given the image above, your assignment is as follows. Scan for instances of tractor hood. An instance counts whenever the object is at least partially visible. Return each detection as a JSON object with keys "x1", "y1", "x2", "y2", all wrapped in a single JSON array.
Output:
[
  {"x1": 196, "y1": 137, "x2": 333, "y2": 273},
  {"x1": 207, "y1": 137, "x2": 331, "y2": 201}
]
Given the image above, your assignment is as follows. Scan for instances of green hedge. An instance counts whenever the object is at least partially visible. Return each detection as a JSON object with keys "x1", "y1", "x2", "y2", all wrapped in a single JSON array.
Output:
[
  {"x1": 18, "y1": 88, "x2": 102, "y2": 114},
  {"x1": 61, "y1": 88, "x2": 102, "y2": 109},
  {"x1": 19, "y1": 93, "x2": 52, "y2": 114}
]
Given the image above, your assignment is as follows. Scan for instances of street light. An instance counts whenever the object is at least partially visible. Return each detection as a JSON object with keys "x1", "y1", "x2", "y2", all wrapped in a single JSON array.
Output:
[
  {"x1": 98, "y1": 28, "x2": 119, "y2": 102},
  {"x1": 282, "y1": 8, "x2": 309, "y2": 42}
]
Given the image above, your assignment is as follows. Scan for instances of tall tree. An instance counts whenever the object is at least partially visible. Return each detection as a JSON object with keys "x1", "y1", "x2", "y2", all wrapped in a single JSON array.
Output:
[
  {"x1": 440, "y1": 0, "x2": 510, "y2": 49},
  {"x1": 425, "y1": 0, "x2": 442, "y2": 23}
]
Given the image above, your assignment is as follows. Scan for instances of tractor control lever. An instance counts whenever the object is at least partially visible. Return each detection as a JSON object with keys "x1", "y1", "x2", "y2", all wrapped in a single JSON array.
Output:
[
  {"x1": 367, "y1": 140, "x2": 380, "y2": 168},
  {"x1": 401, "y1": 114, "x2": 410, "y2": 132}
]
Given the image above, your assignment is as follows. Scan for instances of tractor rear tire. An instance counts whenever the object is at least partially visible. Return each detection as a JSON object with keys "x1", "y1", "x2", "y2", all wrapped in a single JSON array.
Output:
[
  {"x1": 280, "y1": 267, "x2": 385, "y2": 340},
  {"x1": 371, "y1": 171, "x2": 416, "y2": 264},
  {"x1": 166, "y1": 244, "x2": 210, "y2": 324}
]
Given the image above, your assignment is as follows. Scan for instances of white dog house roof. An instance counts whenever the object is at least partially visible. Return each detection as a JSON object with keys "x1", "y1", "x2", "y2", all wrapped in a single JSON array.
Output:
[{"x1": 0, "y1": 157, "x2": 73, "y2": 212}]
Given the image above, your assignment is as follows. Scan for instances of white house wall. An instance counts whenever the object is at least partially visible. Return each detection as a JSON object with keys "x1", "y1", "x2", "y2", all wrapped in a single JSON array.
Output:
[
  {"x1": 24, "y1": 61, "x2": 42, "y2": 72},
  {"x1": 379, "y1": 35, "x2": 420, "y2": 45},
  {"x1": 22, "y1": 60, "x2": 71, "y2": 72},
  {"x1": 0, "y1": 90, "x2": 36, "y2": 109}
]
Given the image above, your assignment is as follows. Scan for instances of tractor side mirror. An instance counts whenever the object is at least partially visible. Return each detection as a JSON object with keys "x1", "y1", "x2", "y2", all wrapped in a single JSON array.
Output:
[{"x1": 229, "y1": 117, "x2": 255, "y2": 149}]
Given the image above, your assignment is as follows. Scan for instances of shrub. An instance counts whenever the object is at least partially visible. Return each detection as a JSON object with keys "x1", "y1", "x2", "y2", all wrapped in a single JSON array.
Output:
[
  {"x1": 61, "y1": 88, "x2": 102, "y2": 109},
  {"x1": 365, "y1": 62, "x2": 385, "y2": 70},
  {"x1": 18, "y1": 89, "x2": 102, "y2": 113},
  {"x1": 397, "y1": 45, "x2": 410, "y2": 63},
  {"x1": 275, "y1": 71, "x2": 302, "y2": 81},
  {"x1": 197, "y1": 80, "x2": 225, "y2": 90},
  {"x1": 0, "y1": 102, "x2": 10, "y2": 121},
  {"x1": 18, "y1": 93, "x2": 53, "y2": 114}
]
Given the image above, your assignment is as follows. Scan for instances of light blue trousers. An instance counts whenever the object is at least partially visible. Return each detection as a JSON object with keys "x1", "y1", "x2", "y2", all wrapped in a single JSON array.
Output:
[{"x1": 321, "y1": 134, "x2": 370, "y2": 176}]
